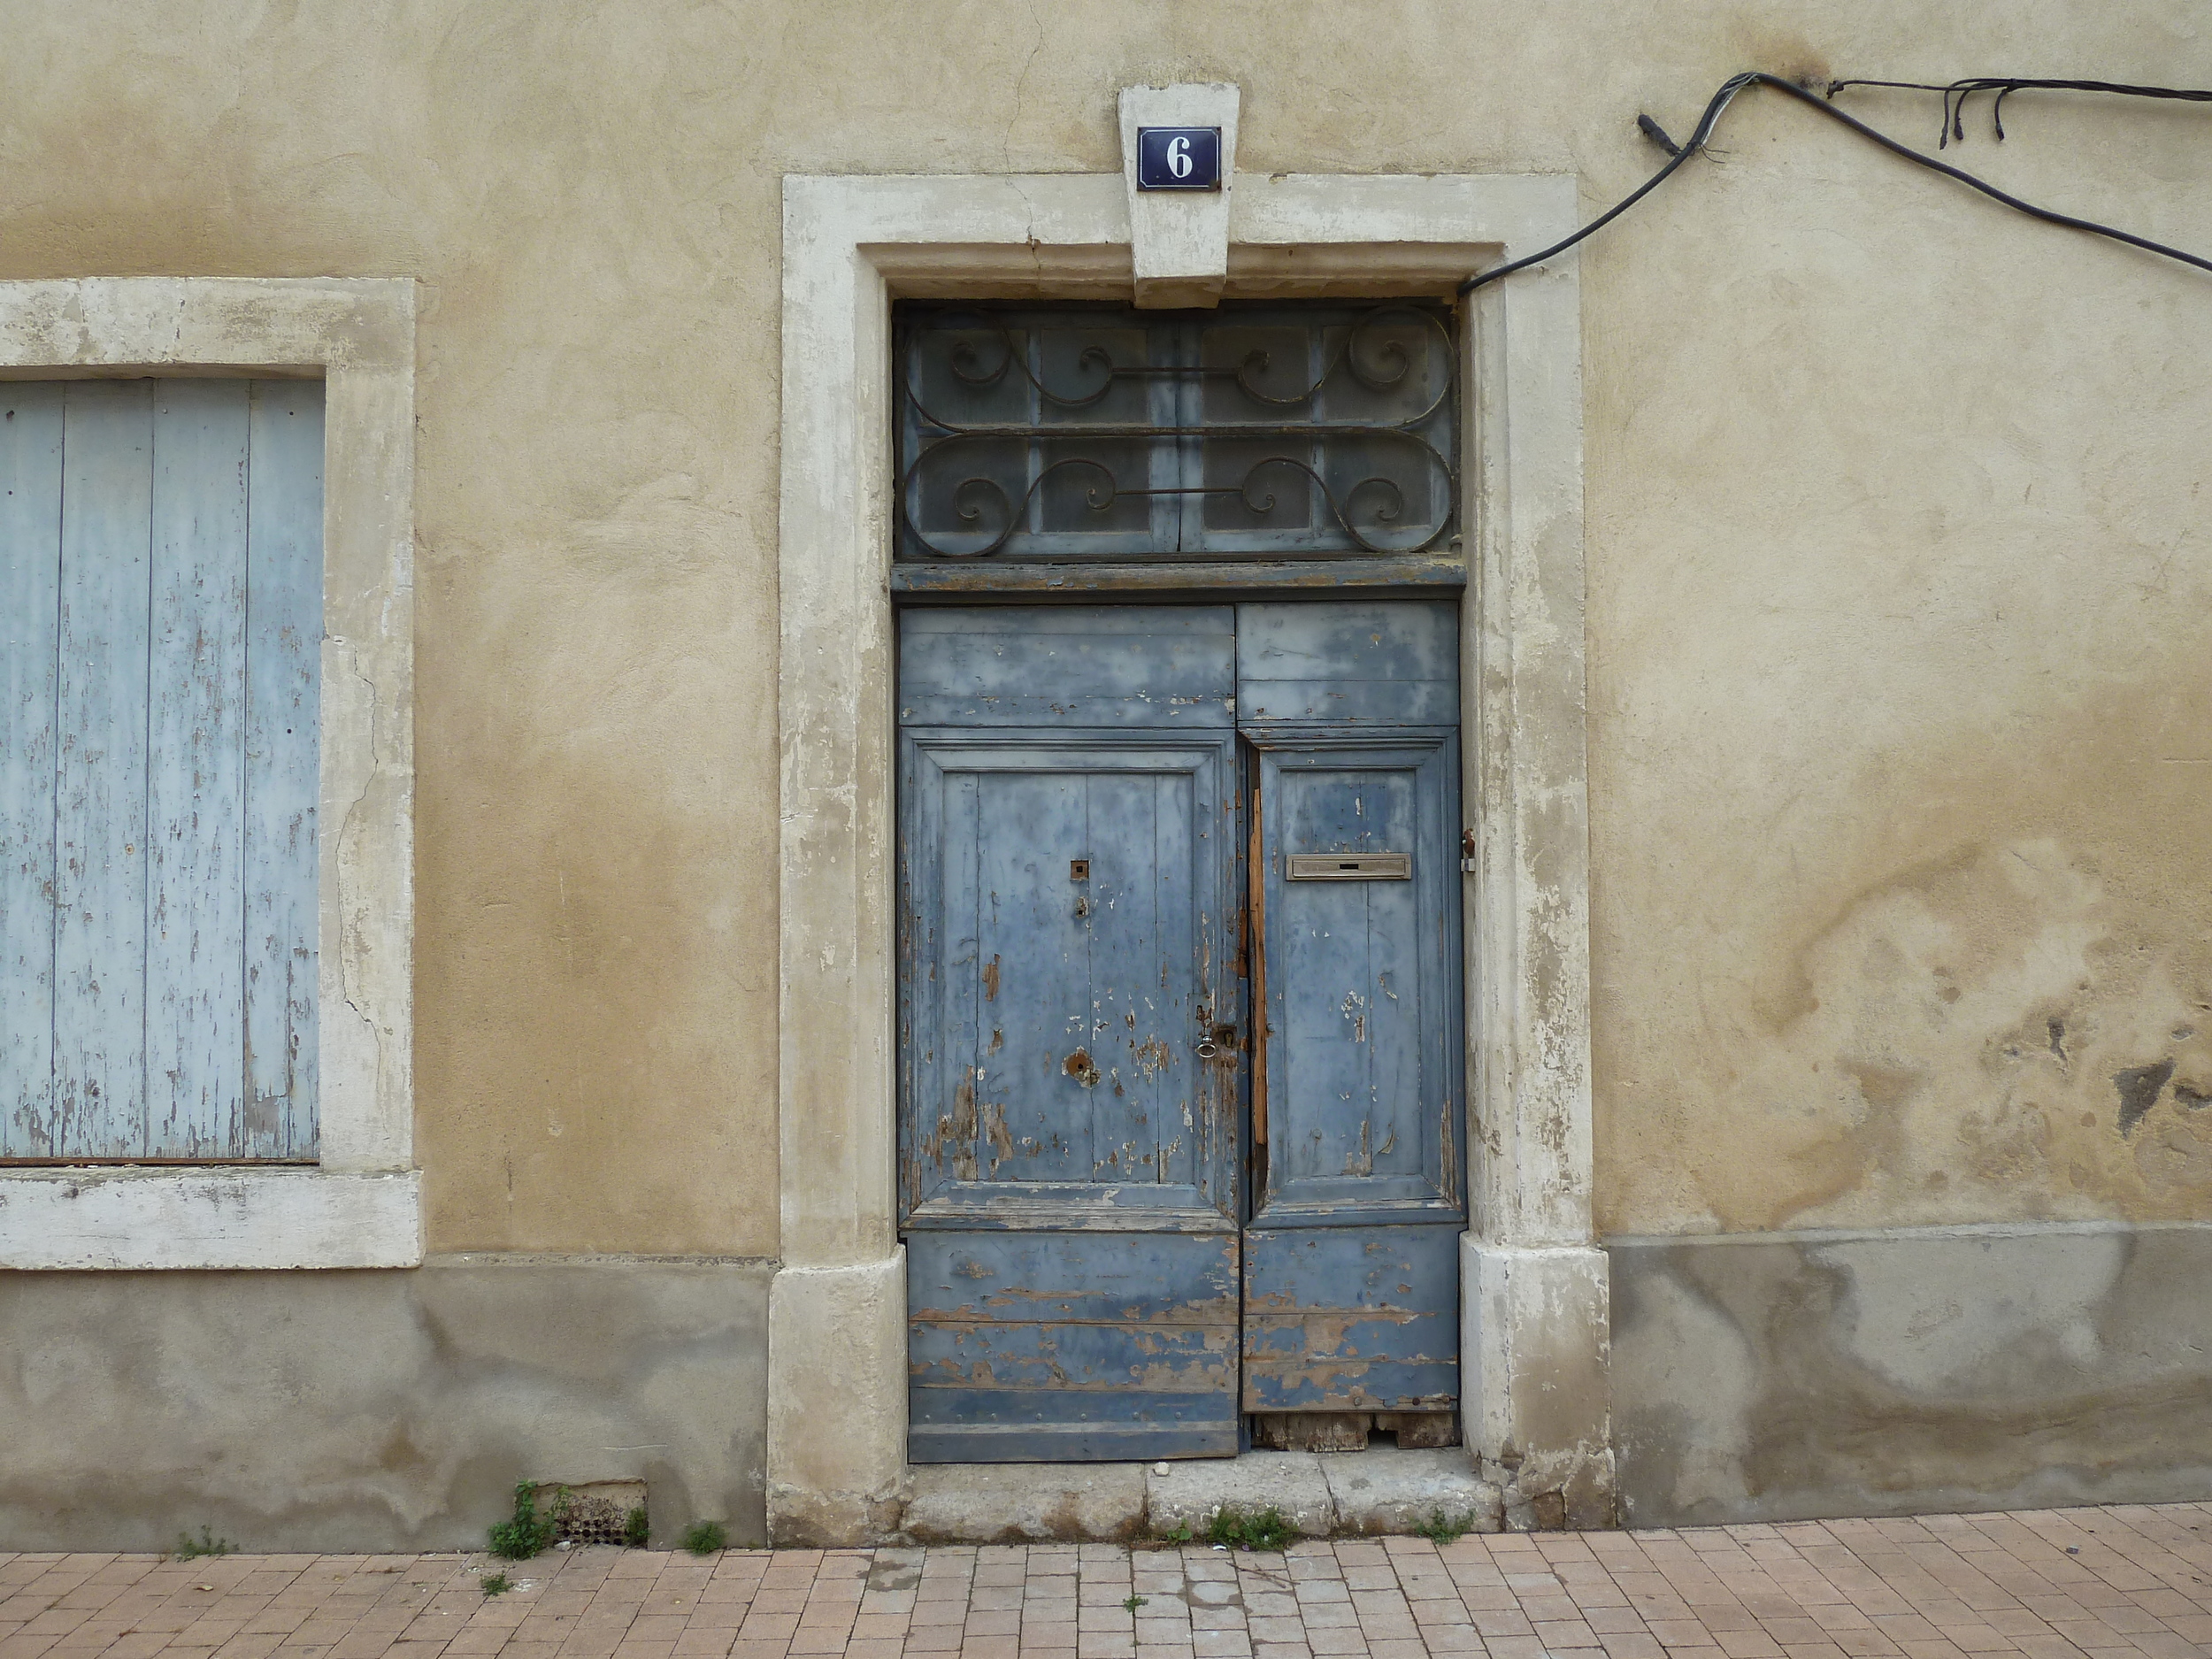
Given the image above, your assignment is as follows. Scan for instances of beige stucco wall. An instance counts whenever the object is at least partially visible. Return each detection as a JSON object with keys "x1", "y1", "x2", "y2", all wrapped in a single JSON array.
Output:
[{"x1": 4, "y1": 2, "x2": 2205, "y2": 1255}]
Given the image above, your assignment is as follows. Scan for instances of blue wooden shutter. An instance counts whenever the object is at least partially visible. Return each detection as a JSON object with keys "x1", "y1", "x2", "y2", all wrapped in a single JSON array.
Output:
[{"x1": 1, "y1": 379, "x2": 322, "y2": 1161}]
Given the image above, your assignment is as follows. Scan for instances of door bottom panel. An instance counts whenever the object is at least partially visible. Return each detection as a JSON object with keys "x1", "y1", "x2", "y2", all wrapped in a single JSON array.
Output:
[
  {"x1": 1240, "y1": 1224, "x2": 1461, "y2": 1412},
  {"x1": 908, "y1": 1230, "x2": 1241, "y2": 1463}
]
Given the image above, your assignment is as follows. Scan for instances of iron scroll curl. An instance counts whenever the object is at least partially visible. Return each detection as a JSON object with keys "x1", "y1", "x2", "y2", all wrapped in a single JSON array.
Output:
[
  {"x1": 901, "y1": 430, "x2": 1450, "y2": 559},
  {"x1": 928, "y1": 304, "x2": 1454, "y2": 426}
]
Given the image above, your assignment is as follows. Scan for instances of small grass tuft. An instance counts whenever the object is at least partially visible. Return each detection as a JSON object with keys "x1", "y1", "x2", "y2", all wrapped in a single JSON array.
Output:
[
  {"x1": 480, "y1": 1572, "x2": 513, "y2": 1597},
  {"x1": 1202, "y1": 1505, "x2": 1295, "y2": 1552},
  {"x1": 1413, "y1": 1508, "x2": 1480, "y2": 1544},
  {"x1": 1153, "y1": 1518, "x2": 1194, "y2": 1545},
  {"x1": 1122, "y1": 1594, "x2": 1148, "y2": 1613},
  {"x1": 680, "y1": 1520, "x2": 727, "y2": 1556},
  {"x1": 173, "y1": 1526, "x2": 234, "y2": 1561},
  {"x1": 622, "y1": 1506, "x2": 649, "y2": 1548},
  {"x1": 488, "y1": 1483, "x2": 567, "y2": 1561}
]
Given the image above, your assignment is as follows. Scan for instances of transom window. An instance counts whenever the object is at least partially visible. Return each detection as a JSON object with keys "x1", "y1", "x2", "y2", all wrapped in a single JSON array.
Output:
[{"x1": 895, "y1": 303, "x2": 1457, "y2": 563}]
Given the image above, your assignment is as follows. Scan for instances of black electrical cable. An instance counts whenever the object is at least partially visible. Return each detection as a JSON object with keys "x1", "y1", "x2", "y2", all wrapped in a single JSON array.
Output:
[
  {"x1": 1458, "y1": 71, "x2": 2212, "y2": 294},
  {"x1": 1826, "y1": 78, "x2": 2212, "y2": 148}
]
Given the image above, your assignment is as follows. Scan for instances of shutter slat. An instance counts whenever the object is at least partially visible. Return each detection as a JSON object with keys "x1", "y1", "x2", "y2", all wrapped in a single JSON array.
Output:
[
  {"x1": 146, "y1": 380, "x2": 251, "y2": 1157},
  {"x1": 54, "y1": 380, "x2": 155, "y2": 1158},
  {"x1": 243, "y1": 380, "x2": 323, "y2": 1159},
  {"x1": 0, "y1": 384, "x2": 65, "y2": 1155}
]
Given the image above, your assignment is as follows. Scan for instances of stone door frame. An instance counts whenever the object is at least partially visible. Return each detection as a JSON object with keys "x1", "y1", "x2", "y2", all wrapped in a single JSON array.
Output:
[{"x1": 772, "y1": 172, "x2": 1607, "y2": 1541}]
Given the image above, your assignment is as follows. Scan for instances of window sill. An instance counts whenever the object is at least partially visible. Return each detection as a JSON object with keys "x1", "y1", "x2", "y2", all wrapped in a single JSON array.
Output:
[{"x1": 0, "y1": 1166, "x2": 422, "y2": 1269}]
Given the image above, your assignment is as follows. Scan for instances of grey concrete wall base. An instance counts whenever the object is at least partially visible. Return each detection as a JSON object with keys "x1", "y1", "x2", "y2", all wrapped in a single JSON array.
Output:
[
  {"x1": 0, "y1": 1257, "x2": 771, "y2": 1551},
  {"x1": 765, "y1": 1252, "x2": 909, "y2": 1546},
  {"x1": 1463, "y1": 1240, "x2": 1615, "y2": 1529},
  {"x1": 1610, "y1": 1222, "x2": 2212, "y2": 1527}
]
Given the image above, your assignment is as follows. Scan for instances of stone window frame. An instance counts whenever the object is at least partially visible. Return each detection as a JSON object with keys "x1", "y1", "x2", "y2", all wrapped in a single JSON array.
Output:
[
  {"x1": 772, "y1": 172, "x2": 1608, "y2": 1540},
  {"x1": 0, "y1": 278, "x2": 419, "y2": 1271}
]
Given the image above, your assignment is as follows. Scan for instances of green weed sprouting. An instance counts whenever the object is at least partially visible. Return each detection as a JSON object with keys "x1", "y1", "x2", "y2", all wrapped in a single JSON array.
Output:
[
  {"x1": 1414, "y1": 1508, "x2": 1481, "y2": 1544},
  {"x1": 681, "y1": 1520, "x2": 727, "y2": 1555},
  {"x1": 173, "y1": 1526, "x2": 234, "y2": 1561},
  {"x1": 488, "y1": 1483, "x2": 567, "y2": 1561},
  {"x1": 1202, "y1": 1505, "x2": 1295, "y2": 1552}
]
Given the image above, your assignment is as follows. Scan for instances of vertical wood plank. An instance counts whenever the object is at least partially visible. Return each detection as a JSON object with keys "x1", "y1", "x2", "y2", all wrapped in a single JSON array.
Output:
[
  {"x1": 0, "y1": 384, "x2": 65, "y2": 1155},
  {"x1": 145, "y1": 380, "x2": 250, "y2": 1157},
  {"x1": 972, "y1": 770, "x2": 1087, "y2": 1181},
  {"x1": 243, "y1": 380, "x2": 323, "y2": 1157},
  {"x1": 53, "y1": 379, "x2": 155, "y2": 1157}
]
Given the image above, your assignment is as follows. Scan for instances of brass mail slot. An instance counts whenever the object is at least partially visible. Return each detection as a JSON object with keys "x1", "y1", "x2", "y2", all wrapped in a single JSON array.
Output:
[{"x1": 1286, "y1": 852, "x2": 1411, "y2": 881}]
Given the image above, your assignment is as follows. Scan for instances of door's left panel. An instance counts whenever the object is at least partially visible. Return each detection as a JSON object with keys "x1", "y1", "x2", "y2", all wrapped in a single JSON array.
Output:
[{"x1": 898, "y1": 607, "x2": 1243, "y2": 1461}]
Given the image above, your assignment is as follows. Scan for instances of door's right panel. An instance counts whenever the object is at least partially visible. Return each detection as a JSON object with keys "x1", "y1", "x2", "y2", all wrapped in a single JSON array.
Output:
[{"x1": 1237, "y1": 602, "x2": 1464, "y2": 1417}]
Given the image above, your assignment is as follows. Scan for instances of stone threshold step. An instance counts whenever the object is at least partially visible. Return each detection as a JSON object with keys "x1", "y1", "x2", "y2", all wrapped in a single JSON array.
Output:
[{"x1": 899, "y1": 1448, "x2": 1502, "y2": 1545}]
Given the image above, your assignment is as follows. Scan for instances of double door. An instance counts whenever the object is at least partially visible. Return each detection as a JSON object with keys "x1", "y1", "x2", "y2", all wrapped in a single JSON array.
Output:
[{"x1": 897, "y1": 601, "x2": 1463, "y2": 1460}]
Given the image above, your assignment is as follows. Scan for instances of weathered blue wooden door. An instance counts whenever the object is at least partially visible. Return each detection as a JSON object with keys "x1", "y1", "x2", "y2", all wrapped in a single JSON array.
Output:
[
  {"x1": 899, "y1": 607, "x2": 1244, "y2": 1460},
  {"x1": 897, "y1": 600, "x2": 1463, "y2": 1461},
  {"x1": 1236, "y1": 602, "x2": 1465, "y2": 1429}
]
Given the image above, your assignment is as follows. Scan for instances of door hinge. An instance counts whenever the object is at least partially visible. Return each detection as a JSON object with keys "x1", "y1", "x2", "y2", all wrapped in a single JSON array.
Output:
[{"x1": 1460, "y1": 828, "x2": 1478, "y2": 873}]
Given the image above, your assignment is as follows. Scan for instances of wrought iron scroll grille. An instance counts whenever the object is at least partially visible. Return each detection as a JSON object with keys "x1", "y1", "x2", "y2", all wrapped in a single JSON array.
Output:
[{"x1": 895, "y1": 303, "x2": 1458, "y2": 562}]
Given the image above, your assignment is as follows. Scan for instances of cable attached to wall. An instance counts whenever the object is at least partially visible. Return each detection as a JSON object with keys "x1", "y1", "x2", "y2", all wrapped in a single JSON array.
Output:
[
  {"x1": 1459, "y1": 71, "x2": 2212, "y2": 294},
  {"x1": 1827, "y1": 77, "x2": 2212, "y2": 149}
]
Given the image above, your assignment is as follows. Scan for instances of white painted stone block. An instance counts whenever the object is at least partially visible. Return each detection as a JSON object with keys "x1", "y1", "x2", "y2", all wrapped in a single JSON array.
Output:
[
  {"x1": 1119, "y1": 84, "x2": 1240, "y2": 308},
  {"x1": 0, "y1": 1168, "x2": 422, "y2": 1269}
]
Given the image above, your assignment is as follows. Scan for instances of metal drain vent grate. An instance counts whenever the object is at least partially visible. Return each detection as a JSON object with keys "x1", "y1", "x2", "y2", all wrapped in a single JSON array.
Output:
[{"x1": 529, "y1": 1480, "x2": 648, "y2": 1548}]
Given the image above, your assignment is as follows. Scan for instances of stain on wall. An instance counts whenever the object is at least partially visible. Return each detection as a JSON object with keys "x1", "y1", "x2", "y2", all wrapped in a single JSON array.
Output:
[
  {"x1": 0, "y1": 1258, "x2": 772, "y2": 1550},
  {"x1": 1609, "y1": 1225, "x2": 2212, "y2": 1525},
  {"x1": 1598, "y1": 833, "x2": 2212, "y2": 1233}
]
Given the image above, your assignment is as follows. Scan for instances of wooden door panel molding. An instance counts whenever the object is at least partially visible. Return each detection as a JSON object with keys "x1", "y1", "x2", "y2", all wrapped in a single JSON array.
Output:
[
  {"x1": 898, "y1": 727, "x2": 1240, "y2": 1226},
  {"x1": 1249, "y1": 733, "x2": 1464, "y2": 1225}
]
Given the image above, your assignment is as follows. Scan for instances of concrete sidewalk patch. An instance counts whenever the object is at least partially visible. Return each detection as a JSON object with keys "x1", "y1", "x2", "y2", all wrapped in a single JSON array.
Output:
[
  {"x1": 1321, "y1": 1448, "x2": 1502, "y2": 1535},
  {"x1": 895, "y1": 1448, "x2": 1506, "y2": 1541},
  {"x1": 1143, "y1": 1450, "x2": 1337, "y2": 1537},
  {"x1": 901, "y1": 1462, "x2": 1147, "y2": 1543}
]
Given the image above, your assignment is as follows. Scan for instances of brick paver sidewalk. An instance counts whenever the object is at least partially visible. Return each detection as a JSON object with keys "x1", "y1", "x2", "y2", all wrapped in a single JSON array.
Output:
[{"x1": 4, "y1": 1506, "x2": 2208, "y2": 1659}]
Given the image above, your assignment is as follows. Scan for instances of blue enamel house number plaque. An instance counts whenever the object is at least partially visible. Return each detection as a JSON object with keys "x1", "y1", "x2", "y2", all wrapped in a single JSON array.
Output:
[{"x1": 1137, "y1": 127, "x2": 1222, "y2": 191}]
